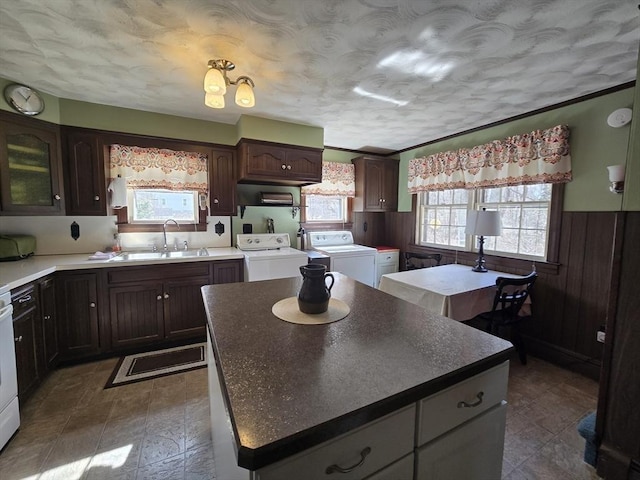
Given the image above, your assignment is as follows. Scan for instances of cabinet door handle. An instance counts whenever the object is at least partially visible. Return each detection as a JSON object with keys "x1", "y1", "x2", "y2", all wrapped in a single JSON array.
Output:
[
  {"x1": 164, "y1": 293, "x2": 169, "y2": 299},
  {"x1": 156, "y1": 295, "x2": 162, "y2": 301},
  {"x1": 94, "y1": 195, "x2": 100, "y2": 201},
  {"x1": 44, "y1": 315, "x2": 51, "y2": 320},
  {"x1": 325, "y1": 446, "x2": 371, "y2": 474},
  {"x1": 281, "y1": 164, "x2": 287, "y2": 170},
  {"x1": 54, "y1": 194, "x2": 61, "y2": 201},
  {"x1": 213, "y1": 198, "x2": 219, "y2": 204},
  {"x1": 18, "y1": 295, "x2": 33, "y2": 303},
  {"x1": 89, "y1": 302, "x2": 96, "y2": 308},
  {"x1": 286, "y1": 164, "x2": 292, "y2": 170},
  {"x1": 15, "y1": 335, "x2": 23, "y2": 342},
  {"x1": 457, "y1": 391, "x2": 484, "y2": 408}
]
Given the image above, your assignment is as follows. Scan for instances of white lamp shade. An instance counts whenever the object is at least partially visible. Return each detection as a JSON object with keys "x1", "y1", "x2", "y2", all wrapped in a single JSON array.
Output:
[
  {"x1": 204, "y1": 92, "x2": 225, "y2": 109},
  {"x1": 607, "y1": 164, "x2": 626, "y2": 182},
  {"x1": 235, "y1": 82, "x2": 255, "y2": 108},
  {"x1": 204, "y1": 68, "x2": 227, "y2": 95},
  {"x1": 465, "y1": 210, "x2": 502, "y2": 236}
]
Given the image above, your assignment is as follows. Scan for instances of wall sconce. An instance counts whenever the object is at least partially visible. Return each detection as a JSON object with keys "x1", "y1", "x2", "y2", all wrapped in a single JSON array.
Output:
[
  {"x1": 203, "y1": 59, "x2": 255, "y2": 109},
  {"x1": 607, "y1": 165, "x2": 625, "y2": 194},
  {"x1": 465, "y1": 208, "x2": 502, "y2": 273}
]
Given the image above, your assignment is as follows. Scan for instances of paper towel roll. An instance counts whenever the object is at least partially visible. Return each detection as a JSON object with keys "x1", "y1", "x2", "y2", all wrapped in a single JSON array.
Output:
[{"x1": 107, "y1": 177, "x2": 127, "y2": 209}]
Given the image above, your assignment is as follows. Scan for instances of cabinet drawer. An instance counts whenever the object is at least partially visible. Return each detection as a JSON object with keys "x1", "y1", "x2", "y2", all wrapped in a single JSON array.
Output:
[
  {"x1": 107, "y1": 263, "x2": 210, "y2": 284},
  {"x1": 417, "y1": 361, "x2": 508, "y2": 446},
  {"x1": 11, "y1": 284, "x2": 37, "y2": 317},
  {"x1": 377, "y1": 251, "x2": 399, "y2": 266},
  {"x1": 364, "y1": 452, "x2": 413, "y2": 480},
  {"x1": 256, "y1": 404, "x2": 416, "y2": 480}
]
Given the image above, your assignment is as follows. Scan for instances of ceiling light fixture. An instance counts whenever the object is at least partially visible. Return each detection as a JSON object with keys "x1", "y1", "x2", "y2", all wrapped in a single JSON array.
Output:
[{"x1": 204, "y1": 59, "x2": 255, "y2": 109}]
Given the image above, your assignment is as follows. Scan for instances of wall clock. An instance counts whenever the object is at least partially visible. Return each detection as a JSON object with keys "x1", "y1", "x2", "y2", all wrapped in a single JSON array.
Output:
[{"x1": 3, "y1": 83, "x2": 45, "y2": 116}]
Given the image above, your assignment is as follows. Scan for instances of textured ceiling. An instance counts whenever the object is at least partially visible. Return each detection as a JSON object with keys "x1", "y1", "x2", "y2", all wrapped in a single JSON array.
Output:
[{"x1": 0, "y1": 0, "x2": 638, "y2": 152}]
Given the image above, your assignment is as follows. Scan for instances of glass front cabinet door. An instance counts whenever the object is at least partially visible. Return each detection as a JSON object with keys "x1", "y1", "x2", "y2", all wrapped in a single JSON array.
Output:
[{"x1": 0, "y1": 118, "x2": 64, "y2": 215}]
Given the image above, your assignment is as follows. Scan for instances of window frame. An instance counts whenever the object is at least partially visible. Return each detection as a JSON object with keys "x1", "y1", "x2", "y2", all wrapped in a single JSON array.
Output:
[
  {"x1": 105, "y1": 136, "x2": 211, "y2": 233},
  {"x1": 414, "y1": 184, "x2": 563, "y2": 265},
  {"x1": 300, "y1": 194, "x2": 353, "y2": 231}
]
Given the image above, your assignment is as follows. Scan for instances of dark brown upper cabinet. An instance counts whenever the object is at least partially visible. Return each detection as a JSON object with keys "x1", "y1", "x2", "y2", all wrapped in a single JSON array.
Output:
[
  {"x1": 237, "y1": 139, "x2": 322, "y2": 186},
  {"x1": 352, "y1": 156, "x2": 399, "y2": 212},
  {"x1": 210, "y1": 147, "x2": 237, "y2": 216},
  {"x1": 62, "y1": 127, "x2": 108, "y2": 215},
  {"x1": 0, "y1": 112, "x2": 64, "y2": 215}
]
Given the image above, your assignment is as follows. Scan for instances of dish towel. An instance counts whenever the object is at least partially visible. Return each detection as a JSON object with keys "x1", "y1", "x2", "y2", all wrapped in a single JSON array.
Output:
[{"x1": 108, "y1": 176, "x2": 127, "y2": 209}]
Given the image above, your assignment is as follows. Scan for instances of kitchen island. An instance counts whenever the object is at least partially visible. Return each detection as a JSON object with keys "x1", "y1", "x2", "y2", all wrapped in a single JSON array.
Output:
[{"x1": 202, "y1": 273, "x2": 514, "y2": 480}]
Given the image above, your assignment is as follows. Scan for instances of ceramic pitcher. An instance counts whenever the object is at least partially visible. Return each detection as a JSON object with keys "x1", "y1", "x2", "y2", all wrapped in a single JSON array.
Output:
[{"x1": 298, "y1": 264, "x2": 335, "y2": 314}]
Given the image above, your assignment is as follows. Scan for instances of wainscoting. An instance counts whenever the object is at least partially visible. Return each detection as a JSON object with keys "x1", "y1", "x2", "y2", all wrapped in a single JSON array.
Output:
[{"x1": 354, "y1": 210, "x2": 627, "y2": 381}]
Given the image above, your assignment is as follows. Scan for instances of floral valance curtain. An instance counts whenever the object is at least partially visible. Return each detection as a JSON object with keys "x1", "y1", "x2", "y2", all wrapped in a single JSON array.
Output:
[
  {"x1": 301, "y1": 161, "x2": 356, "y2": 197},
  {"x1": 408, "y1": 125, "x2": 572, "y2": 193},
  {"x1": 109, "y1": 144, "x2": 208, "y2": 194}
]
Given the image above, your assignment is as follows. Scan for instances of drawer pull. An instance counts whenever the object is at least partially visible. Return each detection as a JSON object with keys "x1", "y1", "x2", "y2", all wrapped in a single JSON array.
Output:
[
  {"x1": 18, "y1": 295, "x2": 33, "y2": 303},
  {"x1": 15, "y1": 335, "x2": 23, "y2": 342},
  {"x1": 89, "y1": 302, "x2": 96, "y2": 308},
  {"x1": 457, "y1": 391, "x2": 484, "y2": 408},
  {"x1": 325, "y1": 446, "x2": 371, "y2": 474}
]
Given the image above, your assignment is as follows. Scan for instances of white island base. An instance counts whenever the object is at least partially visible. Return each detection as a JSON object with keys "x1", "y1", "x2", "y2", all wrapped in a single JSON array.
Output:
[{"x1": 207, "y1": 334, "x2": 508, "y2": 480}]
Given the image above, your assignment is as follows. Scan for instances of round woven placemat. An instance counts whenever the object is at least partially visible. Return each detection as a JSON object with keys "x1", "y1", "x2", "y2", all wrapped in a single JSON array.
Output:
[{"x1": 272, "y1": 297, "x2": 350, "y2": 325}]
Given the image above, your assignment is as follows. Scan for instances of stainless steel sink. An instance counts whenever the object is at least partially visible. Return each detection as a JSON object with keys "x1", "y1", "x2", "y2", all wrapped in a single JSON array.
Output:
[
  {"x1": 164, "y1": 249, "x2": 209, "y2": 258},
  {"x1": 109, "y1": 249, "x2": 209, "y2": 262}
]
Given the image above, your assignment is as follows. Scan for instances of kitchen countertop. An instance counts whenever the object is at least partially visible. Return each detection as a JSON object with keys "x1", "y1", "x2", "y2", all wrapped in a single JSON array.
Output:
[
  {"x1": 201, "y1": 273, "x2": 514, "y2": 471},
  {"x1": 0, "y1": 247, "x2": 244, "y2": 291}
]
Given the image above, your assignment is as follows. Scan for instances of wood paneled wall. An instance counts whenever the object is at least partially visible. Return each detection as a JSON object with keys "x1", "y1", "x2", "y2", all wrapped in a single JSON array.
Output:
[
  {"x1": 597, "y1": 211, "x2": 640, "y2": 479},
  {"x1": 353, "y1": 209, "x2": 623, "y2": 380}
]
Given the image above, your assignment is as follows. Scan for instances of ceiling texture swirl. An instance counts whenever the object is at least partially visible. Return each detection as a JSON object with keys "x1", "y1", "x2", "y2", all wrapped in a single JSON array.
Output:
[{"x1": 0, "y1": 0, "x2": 638, "y2": 152}]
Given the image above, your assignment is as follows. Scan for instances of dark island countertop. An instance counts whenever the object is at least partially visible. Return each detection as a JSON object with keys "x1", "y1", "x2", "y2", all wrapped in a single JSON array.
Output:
[{"x1": 201, "y1": 273, "x2": 513, "y2": 471}]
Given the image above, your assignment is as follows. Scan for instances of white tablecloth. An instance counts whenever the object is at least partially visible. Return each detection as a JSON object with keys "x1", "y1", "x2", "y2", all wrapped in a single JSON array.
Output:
[{"x1": 378, "y1": 264, "x2": 525, "y2": 321}]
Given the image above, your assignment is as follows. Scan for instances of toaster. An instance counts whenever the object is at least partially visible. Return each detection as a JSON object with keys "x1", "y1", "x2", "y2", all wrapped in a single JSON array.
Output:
[{"x1": 0, "y1": 234, "x2": 36, "y2": 261}]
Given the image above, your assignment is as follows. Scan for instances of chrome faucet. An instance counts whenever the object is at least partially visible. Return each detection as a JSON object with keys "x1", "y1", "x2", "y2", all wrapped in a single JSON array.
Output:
[{"x1": 162, "y1": 219, "x2": 180, "y2": 251}]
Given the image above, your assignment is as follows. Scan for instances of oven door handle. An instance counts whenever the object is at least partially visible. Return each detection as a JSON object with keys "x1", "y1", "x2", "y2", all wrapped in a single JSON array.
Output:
[{"x1": 0, "y1": 304, "x2": 13, "y2": 323}]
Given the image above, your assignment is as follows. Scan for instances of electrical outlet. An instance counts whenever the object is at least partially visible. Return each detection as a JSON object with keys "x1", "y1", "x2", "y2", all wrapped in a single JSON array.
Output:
[{"x1": 596, "y1": 331, "x2": 606, "y2": 343}]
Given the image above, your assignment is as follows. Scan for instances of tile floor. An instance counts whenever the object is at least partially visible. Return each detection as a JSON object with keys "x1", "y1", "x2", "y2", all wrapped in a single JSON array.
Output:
[{"x1": 0, "y1": 354, "x2": 601, "y2": 480}]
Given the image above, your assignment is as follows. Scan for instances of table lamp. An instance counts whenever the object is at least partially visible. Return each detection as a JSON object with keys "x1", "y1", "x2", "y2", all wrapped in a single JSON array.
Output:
[{"x1": 465, "y1": 208, "x2": 502, "y2": 272}]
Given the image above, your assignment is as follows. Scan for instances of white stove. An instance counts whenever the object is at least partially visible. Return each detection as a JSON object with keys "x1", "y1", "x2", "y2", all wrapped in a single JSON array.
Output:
[
  {"x1": 307, "y1": 231, "x2": 377, "y2": 286},
  {"x1": 236, "y1": 233, "x2": 308, "y2": 282}
]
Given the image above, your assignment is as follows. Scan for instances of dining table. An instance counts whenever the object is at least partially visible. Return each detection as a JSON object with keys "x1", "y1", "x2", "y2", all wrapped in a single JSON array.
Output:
[{"x1": 378, "y1": 263, "x2": 528, "y2": 321}]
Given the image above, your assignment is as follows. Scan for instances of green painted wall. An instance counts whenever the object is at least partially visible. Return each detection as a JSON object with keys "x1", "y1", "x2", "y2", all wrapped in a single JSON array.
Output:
[
  {"x1": 1, "y1": 76, "x2": 323, "y2": 148},
  {"x1": 322, "y1": 148, "x2": 358, "y2": 163},
  {"x1": 236, "y1": 115, "x2": 323, "y2": 148},
  {"x1": 398, "y1": 88, "x2": 635, "y2": 212},
  {"x1": 232, "y1": 184, "x2": 301, "y2": 242},
  {"x1": 59, "y1": 99, "x2": 237, "y2": 145},
  {"x1": 622, "y1": 53, "x2": 640, "y2": 212}
]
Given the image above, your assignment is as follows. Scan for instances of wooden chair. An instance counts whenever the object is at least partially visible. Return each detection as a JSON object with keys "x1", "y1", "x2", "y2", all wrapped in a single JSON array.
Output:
[
  {"x1": 476, "y1": 272, "x2": 537, "y2": 365},
  {"x1": 404, "y1": 252, "x2": 442, "y2": 270}
]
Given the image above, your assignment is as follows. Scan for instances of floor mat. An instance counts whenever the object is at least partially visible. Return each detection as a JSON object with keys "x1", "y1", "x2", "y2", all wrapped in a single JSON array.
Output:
[{"x1": 104, "y1": 342, "x2": 206, "y2": 388}]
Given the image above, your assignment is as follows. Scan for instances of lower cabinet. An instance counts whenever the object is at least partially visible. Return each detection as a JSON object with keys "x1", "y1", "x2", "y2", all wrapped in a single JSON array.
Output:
[
  {"x1": 108, "y1": 260, "x2": 242, "y2": 351},
  {"x1": 12, "y1": 292, "x2": 40, "y2": 402},
  {"x1": 109, "y1": 283, "x2": 165, "y2": 349},
  {"x1": 11, "y1": 277, "x2": 60, "y2": 404},
  {"x1": 39, "y1": 276, "x2": 59, "y2": 371},
  {"x1": 56, "y1": 272, "x2": 101, "y2": 360},
  {"x1": 415, "y1": 403, "x2": 506, "y2": 480}
]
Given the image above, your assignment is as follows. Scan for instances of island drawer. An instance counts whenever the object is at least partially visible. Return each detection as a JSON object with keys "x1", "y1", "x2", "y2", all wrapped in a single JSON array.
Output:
[
  {"x1": 255, "y1": 404, "x2": 416, "y2": 480},
  {"x1": 416, "y1": 361, "x2": 508, "y2": 446}
]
